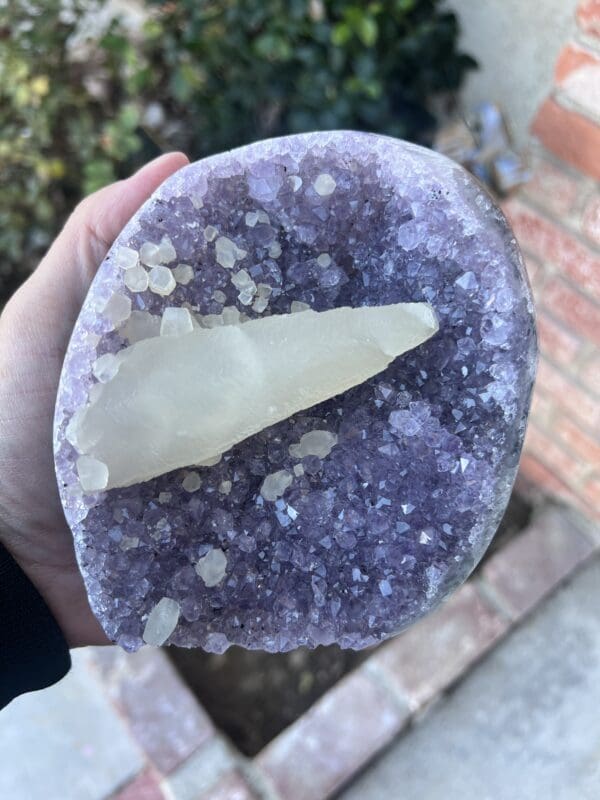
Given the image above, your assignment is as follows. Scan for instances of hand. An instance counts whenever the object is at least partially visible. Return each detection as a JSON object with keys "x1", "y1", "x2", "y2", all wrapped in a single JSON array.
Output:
[{"x1": 0, "y1": 152, "x2": 189, "y2": 647}]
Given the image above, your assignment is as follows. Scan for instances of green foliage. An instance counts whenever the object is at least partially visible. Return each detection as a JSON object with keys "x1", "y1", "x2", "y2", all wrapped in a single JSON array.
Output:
[{"x1": 0, "y1": 0, "x2": 475, "y2": 297}]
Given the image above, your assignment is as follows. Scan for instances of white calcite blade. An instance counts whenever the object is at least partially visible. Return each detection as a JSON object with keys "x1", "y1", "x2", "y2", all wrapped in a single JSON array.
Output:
[{"x1": 73, "y1": 302, "x2": 438, "y2": 489}]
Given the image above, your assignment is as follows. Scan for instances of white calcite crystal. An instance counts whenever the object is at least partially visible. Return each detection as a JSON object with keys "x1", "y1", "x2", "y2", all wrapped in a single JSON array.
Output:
[
  {"x1": 92, "y1": 353, "x2": 121, "y2": 383},
  {"x1": 252, "y1": 284, "x2": 272, "y2": 313},
  {"x1": 124, "y1": 265, "x2": 149, "y2": 293},
  {"x1": 142, "y1": 597, "x2": 180, "y2": 646},
  {"x1": 148, "y1": 265, "x2": 176, "y2": 296},
  {"x1": 102, "y1": 293, "x2": 132, "y2": 328},
  {"x1": 238, "y1": 289, "x2": 255, "y2": 306},
  {"x1": 182, "y1": 471, "x2": 202, "y2": 492},
  {"x1": 290, "y1": 300, "x2": 310, "y2": 313},
  {"x1": 139, "y1": 241, "x2": 162, "y2": 267},
  {"x1": 195, "y1": 548, "x2": 227, "y2": 587},
  {"x1": 268, "y1": 241, "x2": 282, "y2": 258},
  {"x1": 231, "y1": 269, "x2": 257, "y2": 305},
  {"x1": 69, "y1": 302, "x2": 437, "y2": 489},
  {"x1": 157, "y1": 236, "x2": 177, "y2": 264},
  {"x1": 173, "y1": 264, "x2": 195, "y2": 285},
  {"x1": 261, "y1": 469, "x2": 294, "y2": 501},
  {"x1": 196, "y1": 454, "x2": 222, "y2": 467},
  {"x1": 289, "y1": 430, "x2": 338, "y2": 459},
  {"x1": 314, "y1": 173, "x2": 336, "y2": 196},
  {"x1": 160, "y1": 307, "x2": 194, "y2": 337},
  {"x1": 221, "y1": 306, "x2": 242, "y2": 326},
  {"x1": 119, "y1": 311, "x2": 161, "y2": 344},
  {"x1": 215, "y1": 236, "x2": 247, "y2": 269},
  {"x1": 231, "y1": 269, "x2": 255, "y2": 291},
  {"x1": 76, "y1": 455, "x2": 109, "y2": 492},
  {"x1": 115, "y1": 246, "x2": 139, "y2": 270}
]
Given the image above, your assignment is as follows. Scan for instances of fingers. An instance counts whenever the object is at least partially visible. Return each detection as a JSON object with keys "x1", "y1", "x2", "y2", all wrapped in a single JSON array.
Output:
[
  {"x1": 36, "y1": 151, "x2": 190, "y2": 305},
  {"x1": 5, "y1": 152, "x2": 189, "y2": 353}
]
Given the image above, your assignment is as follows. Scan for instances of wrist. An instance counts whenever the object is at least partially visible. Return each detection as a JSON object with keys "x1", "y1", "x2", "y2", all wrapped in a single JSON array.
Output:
[
  {"x1": 0, "y1": 518, "x2": 108, "y2": 648},
  {"x1": 0, "y1": 539, "x2": 72, "y2": 706}
]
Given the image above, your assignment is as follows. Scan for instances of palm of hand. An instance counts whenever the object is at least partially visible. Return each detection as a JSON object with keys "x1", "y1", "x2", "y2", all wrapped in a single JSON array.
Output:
[{"x1": 0, "y1": 153, "x2": 188, "y2": 646}]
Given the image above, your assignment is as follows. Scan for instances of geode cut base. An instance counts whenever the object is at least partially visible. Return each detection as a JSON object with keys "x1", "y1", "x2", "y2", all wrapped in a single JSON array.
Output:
[{"x1": 54, "y1": 132, "x2": 536, "y2": 653}]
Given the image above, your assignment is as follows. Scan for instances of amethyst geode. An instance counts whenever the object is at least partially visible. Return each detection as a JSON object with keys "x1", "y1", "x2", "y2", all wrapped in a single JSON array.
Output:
[{"x1": 54, "y1": 131, "x2": 536, "y2": 652}]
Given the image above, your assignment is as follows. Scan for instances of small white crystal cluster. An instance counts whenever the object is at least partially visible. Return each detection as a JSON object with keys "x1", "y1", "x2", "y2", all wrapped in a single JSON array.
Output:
[
  {"x1": 113, "y1": 236, "x2": 194, "y2": 301},
  {"x1": 142, "y1": 596, "x2": 180, "y2": 646},
  {"x1": 195, "y1": 547, "x2": 228, "y2": 587},
  {"x1": 259, "y1": 429, "x2": 339, "y2": 502}
]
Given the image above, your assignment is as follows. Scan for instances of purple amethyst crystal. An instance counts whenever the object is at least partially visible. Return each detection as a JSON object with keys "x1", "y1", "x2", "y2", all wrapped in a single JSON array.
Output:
[{"x1": 54, "y1": 132, "x2": 536, "y2": 652}]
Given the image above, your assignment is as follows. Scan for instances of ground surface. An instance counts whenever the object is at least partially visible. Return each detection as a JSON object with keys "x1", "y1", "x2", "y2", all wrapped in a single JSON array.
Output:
[{"x1": 341, "y1": 557, "x2": 600, "y2": 800}]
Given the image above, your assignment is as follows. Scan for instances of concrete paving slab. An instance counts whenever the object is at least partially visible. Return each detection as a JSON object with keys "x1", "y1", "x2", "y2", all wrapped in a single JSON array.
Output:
[
  {"x1": 0, "y1": 649, "x2": 144, "y2": 800},
  {"x1": 341, "y1": 558, "x2": 600, "y2": 800}
]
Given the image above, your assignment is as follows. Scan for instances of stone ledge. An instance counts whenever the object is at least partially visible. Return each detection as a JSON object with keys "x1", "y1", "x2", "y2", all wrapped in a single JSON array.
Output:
[
  {"x1": 369, "y1": 582, "x2": 508, "y2": 712},
  {"x1": 250, "y1": 505, "x2": 598, "y2": 800},
  {"x1": 480, "y1": 506, "x2": 598, "y2": 620},
  {"x1": 87, "y1": 646, "x2": 215, "y2": 776},
  {"x1": 255, "y1": 669, "x2": 410, "y2": 800},
  {"x1": 531, "y1": 98, "x2": 600, "y2": 180}
]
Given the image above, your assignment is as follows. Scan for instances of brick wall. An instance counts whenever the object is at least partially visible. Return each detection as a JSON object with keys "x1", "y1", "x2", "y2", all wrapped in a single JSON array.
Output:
[{"x1": 505, "y1": 0, "x2": 600, "y2": 517}]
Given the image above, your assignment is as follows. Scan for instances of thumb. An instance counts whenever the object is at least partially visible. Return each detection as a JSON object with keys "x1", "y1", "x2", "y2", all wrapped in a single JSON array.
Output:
[{"x1": 34, "y1": 151, "x2": 190, "y2": 308}]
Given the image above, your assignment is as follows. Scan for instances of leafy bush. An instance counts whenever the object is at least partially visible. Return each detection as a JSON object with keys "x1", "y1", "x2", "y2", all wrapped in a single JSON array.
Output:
[{"x1": 0, "y1": 0, "x2": 475, "y2": 299}]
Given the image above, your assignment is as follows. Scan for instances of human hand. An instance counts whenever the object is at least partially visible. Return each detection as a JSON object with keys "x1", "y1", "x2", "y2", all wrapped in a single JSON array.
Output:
[{"x1": 0, "y1": 152, "x2": 189, "y2": 647}]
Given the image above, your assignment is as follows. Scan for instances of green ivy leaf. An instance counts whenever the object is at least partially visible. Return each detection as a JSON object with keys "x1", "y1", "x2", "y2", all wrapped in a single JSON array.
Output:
[
  {"x1": 331, "y1": 22, "x2": 351, "y2": 47},
  {"x1": 356, "y1": 16, "x2": 378, "y2": 47}
]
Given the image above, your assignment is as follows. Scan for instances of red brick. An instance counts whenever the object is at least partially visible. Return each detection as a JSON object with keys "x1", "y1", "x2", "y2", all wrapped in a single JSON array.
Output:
[
  {"x1": 555, "y1": 42, "x2": 600, "y2": 83},
  {"x1": 112, "y1": 770, "x2": 165, "y2": 800},
  {"x1": 554, "y1": 43, "x2": 600, "y2": 118},
  {"x1": 197, "y1": 771, "x2": 258, "y2": 800},
  {"x1": 537, "y1": 357, "x2": 600, "y2": 432},
  {"x1": 530, "y1": 387, "x2": 555, "y2": 428},
  {"x1": 577, "y1": 0, "x2": 600, "y2": 38},
  {"x1": 582, "y1": 192, "x2": 600, "y2": 247},
  {"x1": 536, "y1": 311, "x2": 582, "y2": 366},
  {"x1": 504, "y1": 200, "x2": 600, "y2": 302},
  {"x1": 481, "y1": 507, "x2": 595, "y2": 619},
  {"x1": 518, "y1": 453, "x2": 581, "y2": 504},
  {"x1": 582, "y1": 475, "x2": 600, "y2": 512},
  {"x1": 524, "y1": 423, "x2": 588, "y2": 488},
  {"x1": 523, "y1": 156, "x2": 580, "y2": 217},
  {"x1": 555, "y1": 416, "x2": 600, "y2": 465},
  {"x1": 371, "y1": 583, "x2": 507, "y2": 710},
  {"x1": 531, "y1": 99, "x2": 600, "y2": 180},
  {"x1": 523, "y1": 254, "x2": 545, "y2": 293},
  {"x1": 116, "y1": 650, "x2": 215, "y2": 774},
  {"x1": 256, "y1": 670, "x2": 408, "y2": 800},
  {"x1": 581, "y1": 353, "x2": 600, "y2": 396},
  {"x1": 542, "y1": 278, "x2": 600, "y2": 346}
]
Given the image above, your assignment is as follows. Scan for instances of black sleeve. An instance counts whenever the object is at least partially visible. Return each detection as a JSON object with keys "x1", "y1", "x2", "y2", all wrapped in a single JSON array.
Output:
[{"x1": 0, "y1": 541, "x2": 71, "y2": 709}]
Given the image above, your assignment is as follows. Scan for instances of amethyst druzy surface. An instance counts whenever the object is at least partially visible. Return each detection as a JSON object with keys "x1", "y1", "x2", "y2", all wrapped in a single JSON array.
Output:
[{"x1": 54, "y1": 131, "x2": 536, "y2": 653}]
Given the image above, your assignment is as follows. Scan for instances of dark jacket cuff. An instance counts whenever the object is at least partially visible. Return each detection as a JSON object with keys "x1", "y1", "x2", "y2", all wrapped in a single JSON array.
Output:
[{"x1": 0, "y1": 541, "x2": 71, "y2": 708}]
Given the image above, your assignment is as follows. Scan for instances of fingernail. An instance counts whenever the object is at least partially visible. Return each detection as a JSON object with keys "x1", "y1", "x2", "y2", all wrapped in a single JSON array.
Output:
[{"x1": 134, "y1": 152, "x2": 190, "y2": 176}]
